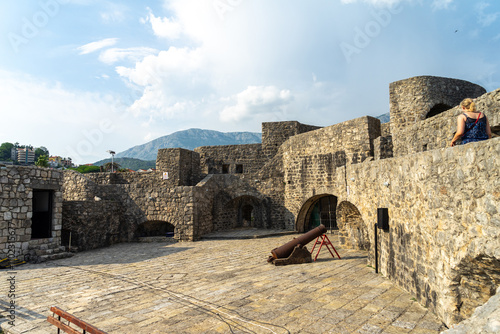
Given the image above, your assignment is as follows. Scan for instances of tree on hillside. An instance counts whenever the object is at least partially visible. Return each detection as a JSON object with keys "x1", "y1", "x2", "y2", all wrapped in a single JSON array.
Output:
[
  {"x1": 0, "y1": 142, "x2": 14, "y2": 161},
  {"x1": 104, "y1": 162, "x2": 121, "y2": 172},
  {"x1": 68, "y1": 165, "x2": 101, "y2": 173},
  {"x1": 35, "y1": 155, "x2": 49, "y2": 168}
]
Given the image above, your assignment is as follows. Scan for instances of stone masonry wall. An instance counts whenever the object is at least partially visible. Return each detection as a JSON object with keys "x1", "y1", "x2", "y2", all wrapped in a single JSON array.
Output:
[
  {"x1": 63, "y1": 170, "x2": 199, "y2": 242},
  {"x1": 262, "y1": 121, "x2": 321, "y2": 159},
  {"x1": 373, "y1": 135, "x2": 393, "y2": 160},
  {"x1": 194, "y1": 144, "x2": 266, "y2": 176},
  {"x1": 390, "y1": 76, "x2": 486, "y2": 157},
  {"x1": 342, "y1": 137, "x2": 500, "y2": 327},
  {"x1": 281, "y1": 116, "x2": 381, "y2": 230},
  {"x1": 0, "y1": 166, "x2": 63, "y2": 262},
  {"x1": 156, "y1": 148, "x2": 201, "y2": 186},
  {"x1": 62, "y1": 201, "x2": 125, "y2": 251}
]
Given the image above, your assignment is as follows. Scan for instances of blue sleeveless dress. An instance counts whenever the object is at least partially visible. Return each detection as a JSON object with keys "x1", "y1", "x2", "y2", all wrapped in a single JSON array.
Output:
[{"x1": 461, "y1": 113, "x2": 489, "y2": 144}]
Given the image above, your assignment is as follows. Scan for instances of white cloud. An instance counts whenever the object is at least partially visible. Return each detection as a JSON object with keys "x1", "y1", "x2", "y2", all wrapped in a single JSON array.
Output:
[
  {"x1": 116, "y1": 46, "x2": 206, "y2": 92},
  {"x1": 340, "y1": 0, "x2": 404, "y2": 6},
  {"x1": 99, "y1": 47, "x2": 158, "y2": 65},
  {"x1": 340, "y1": 0, "x2": 456, "y2": 9},
  {"x1": 144, "y1": 9, "x2": 182, "y2": 40},
  {"x1": 220, "y1": 86, "x2": 293, "y2": 122},
  {"x1": 0, "y1": 70, "x2": 142, "y2": 164},
  {"x1": 100, "y1": 11, "x2": 125, "y2": 23},
  {"x1": 431, "y1": 0, "x2": 454, "y2": 10},
  {"x1": 475, "y1": 2, "x2": 499, "y2": 27},
  {"x1": 78, "y1": 38, "x2": 118, "y2": 55},
  {"x1": 100, "y1": 3, "x2": 127, "y2": 23}
]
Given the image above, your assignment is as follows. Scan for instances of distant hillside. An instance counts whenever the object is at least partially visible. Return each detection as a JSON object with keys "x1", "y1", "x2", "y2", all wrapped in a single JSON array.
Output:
[
  {"x1": 116, "y1": 128, "x2": 262, "y2": 160},
  {"x1": 376, "y1": 112, "x2": 390, "y2": 123},
  {"x1": 93, "y1": 157, "x2": 156, "y2": 171}
]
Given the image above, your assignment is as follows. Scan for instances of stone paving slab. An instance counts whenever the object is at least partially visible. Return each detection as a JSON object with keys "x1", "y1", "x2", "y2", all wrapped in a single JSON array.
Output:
[{"x1": 0, "y1": 234, "x2": 446, "y2": 333}]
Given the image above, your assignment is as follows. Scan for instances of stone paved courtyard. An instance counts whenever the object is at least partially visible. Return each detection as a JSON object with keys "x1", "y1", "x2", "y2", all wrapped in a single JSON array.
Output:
[{"x1": 0, "y1": 233, "x2": 446, "y2": 334}]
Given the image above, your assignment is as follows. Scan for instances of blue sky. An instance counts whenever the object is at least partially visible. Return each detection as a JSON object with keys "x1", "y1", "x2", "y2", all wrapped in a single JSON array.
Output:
[{"x1": 1, "y1": 0, "x2": 499, "y2": 164}]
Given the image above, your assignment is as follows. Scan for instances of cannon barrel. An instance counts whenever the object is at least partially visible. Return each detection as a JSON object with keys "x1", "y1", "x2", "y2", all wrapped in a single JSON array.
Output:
[{"x1": 271, "y1": 224, "x2": 327, "y2": 259}]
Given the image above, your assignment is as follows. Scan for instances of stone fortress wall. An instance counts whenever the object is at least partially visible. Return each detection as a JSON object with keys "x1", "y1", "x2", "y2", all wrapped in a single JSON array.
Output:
[
  {"x1": 59, "y1": 76, "x2": 500, "y2": 327},
  {"x1": 2, "y1": 76, "x2": 499, "y2": 328}
]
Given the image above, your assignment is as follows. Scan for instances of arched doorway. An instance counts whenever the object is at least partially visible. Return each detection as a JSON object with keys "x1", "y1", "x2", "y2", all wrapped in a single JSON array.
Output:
[
  {"x1": 336, "y1": 201, "x2": 369, "y2": 250},
  {"x1": 296, "y1": 194, "x2": 338, "y2": 233}
]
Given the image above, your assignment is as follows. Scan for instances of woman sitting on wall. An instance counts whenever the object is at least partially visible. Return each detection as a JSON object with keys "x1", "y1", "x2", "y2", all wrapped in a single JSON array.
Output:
[{"x1": 450, "y1": 98, "x2": 492, "y2": 147}]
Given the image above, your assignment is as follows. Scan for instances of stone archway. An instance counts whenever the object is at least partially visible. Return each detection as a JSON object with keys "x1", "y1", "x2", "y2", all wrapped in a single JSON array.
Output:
[
  {"x1": 336, "y1": 201, "x2": 369, "y2": 250},
  {"x1": 296, "y1": 194, "x2": 338, "y2": 233}
]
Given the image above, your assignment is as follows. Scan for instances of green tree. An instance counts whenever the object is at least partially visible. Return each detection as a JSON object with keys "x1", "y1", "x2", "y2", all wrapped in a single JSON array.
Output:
[
  {"x1": 104, "y1": 162, "x2": 121, "y2": 172},
  {"x1": 0, "y1": 142, "x2": 14, "y2": 161},
  {"x1": 35, "y1": 155, "x2": 49, "y2": 168},
  {"x1": 35, "y1": 147, "x2": 49, "y2": 161}
]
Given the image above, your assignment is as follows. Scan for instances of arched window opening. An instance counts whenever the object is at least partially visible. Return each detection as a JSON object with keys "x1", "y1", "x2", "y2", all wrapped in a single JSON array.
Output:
[{"x1": 426, "y1": 103, "x2": 452, "y2": 119}]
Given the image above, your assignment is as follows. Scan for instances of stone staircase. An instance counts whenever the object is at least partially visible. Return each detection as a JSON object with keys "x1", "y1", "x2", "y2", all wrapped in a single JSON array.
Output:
[{"x1": 28, "y1": 244, "x2": 74, "y2": 263}]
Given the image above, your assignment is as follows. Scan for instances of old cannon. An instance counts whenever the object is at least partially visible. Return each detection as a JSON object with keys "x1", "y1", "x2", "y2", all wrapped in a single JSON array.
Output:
[{"x1": 268, "y1": 224, "x2": 327, "y2": 265}]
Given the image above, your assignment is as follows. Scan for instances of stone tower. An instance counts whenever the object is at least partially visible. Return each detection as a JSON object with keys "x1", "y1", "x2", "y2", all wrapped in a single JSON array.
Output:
[{"x1": 389, "y1": 76, "x2": 486, "y2": 156}]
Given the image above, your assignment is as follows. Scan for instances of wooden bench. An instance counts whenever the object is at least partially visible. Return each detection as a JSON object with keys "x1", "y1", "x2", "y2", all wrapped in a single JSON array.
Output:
[{"x1": 47, "y1": 306, "x2": 107, "y2": 334}]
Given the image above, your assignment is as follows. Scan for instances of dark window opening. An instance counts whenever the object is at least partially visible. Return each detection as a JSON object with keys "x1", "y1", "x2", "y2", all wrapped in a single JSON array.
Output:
[
  {"x1": 32, "y1": 190, "x2": 53, "y2": 239},
  {"x1": 241, "y1": 205, "x2": 253, "y2": 227},
  {"x1": 422, "y1": 144, "x2": 428, "y2": 152},
  {"x1": 235, "y1": 164, "x2": 243, "y2": 174},
  {"x1": 136, "y1": 221, "x2": 175, "y2": 238},
  {"x1": 426, "y1": 103, "x2": 452, "y2": 119},
  {"x1": 222, "y1": 164, "x2": 229, "y2": 174}
]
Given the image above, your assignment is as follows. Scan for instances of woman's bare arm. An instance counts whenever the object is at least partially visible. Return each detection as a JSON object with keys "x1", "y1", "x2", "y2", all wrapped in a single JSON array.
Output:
[{"x1": 450, "y1": 115, "x2": 466, "y2": 147}]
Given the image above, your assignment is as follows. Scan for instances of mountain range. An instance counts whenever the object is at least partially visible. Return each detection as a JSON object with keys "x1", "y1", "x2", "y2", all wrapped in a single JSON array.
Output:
[
  {"x1": 109, "y1": 114, "x2": 390, "y2": 164},
  {"x1": 93, "y1": 157, "x2": 156, "y2": 171},
  {"x1": 115, "y1": 128, "x2": 262, "y2": 161}
]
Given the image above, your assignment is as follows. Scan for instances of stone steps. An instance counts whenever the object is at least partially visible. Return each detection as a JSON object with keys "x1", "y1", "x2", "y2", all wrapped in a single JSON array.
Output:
[{"x1": 39, "y1": 251, "x2": 74, "y2": 262}]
